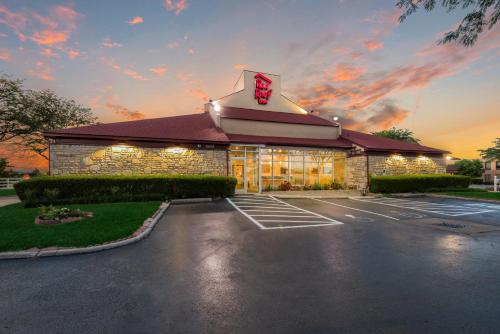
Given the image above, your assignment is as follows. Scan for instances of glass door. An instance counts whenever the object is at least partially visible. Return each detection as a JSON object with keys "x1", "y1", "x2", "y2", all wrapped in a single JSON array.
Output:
[{"x1": 230, "y1": 158, "x2": 246, "y2": 192}]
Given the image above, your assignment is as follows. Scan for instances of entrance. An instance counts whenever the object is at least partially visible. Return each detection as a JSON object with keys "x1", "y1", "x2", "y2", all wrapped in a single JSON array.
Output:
[{"x1": 229, "y1": 157, "x2": 259, "y2": 193}]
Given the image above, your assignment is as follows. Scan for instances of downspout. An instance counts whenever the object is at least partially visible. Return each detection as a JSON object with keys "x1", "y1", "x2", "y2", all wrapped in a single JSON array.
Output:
[{"x1": 365, "y1": 152, "x2": 370, "y2": 193}]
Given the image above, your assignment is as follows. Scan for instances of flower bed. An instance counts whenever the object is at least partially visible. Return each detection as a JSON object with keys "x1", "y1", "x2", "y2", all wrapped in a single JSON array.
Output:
[{"x1": 35, "y1": 206, "x2": 93, "y2": 225}]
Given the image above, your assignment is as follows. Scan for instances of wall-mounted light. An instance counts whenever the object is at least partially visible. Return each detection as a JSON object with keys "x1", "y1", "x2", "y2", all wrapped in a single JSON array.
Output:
[
  {"x1": 417, "y1": 155, "x2": 430, "y2": 161},
  {"x1": 111, "y1": 144, "x2": 133, "y2": 153},
  {"x1": 446, "y1": 156, "x2": 452, "y2": 161},
  {"x1": 389, "y1": 154, "x2": 405, "y2": 161},
  {"x1": 213, "y1": 104, "x2": 221, "y2": 112},
  {"x1": 333, "y1": 116, "x2": 339, "y2": 121},
  {"x1": 166, "y1": 147, "x2": 187, "y2": 154}
]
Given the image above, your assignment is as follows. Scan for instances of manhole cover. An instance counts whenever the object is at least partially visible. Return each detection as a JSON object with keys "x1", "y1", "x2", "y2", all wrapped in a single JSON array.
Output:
[{"x1": 436, "y1": 222, "x2": 466, "y2": 229}]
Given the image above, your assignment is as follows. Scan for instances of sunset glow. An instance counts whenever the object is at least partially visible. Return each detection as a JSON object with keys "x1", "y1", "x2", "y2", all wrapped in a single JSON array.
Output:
[{"x1": 1, "y1": 0, "x2": 499, "y2": 170}]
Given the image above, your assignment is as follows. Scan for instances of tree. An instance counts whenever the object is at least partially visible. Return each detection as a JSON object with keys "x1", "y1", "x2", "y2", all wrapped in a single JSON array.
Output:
[
  {"x1": 479, "y1": 137, "x2": 500, "y2": 161},
  {"x1": 372, "y1": 127, "x2": 421, "y2": 144},
  {"x1": 397, "y1": 0, "x2": 500, "y2": 47},
  {"x1": 0, "y1": 157, "x2": 9, "y2": 177},
  {"x1": 454, "y1": 159, "x2": 483, "y2": 177},
  {"x1": 0, "y1": 75, "x2": 96, "y2": 159}
]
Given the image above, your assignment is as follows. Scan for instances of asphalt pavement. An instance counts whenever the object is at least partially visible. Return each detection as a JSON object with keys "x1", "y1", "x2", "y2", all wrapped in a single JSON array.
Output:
[{"x1": 2, "y1": 196, "x2": 500, "y2": 333}]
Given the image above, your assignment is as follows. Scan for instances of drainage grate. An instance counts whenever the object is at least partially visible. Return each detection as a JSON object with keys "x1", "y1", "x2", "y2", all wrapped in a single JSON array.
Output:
[{"x1": 436, "y1": 222, "x2": 466, "y2": 229}]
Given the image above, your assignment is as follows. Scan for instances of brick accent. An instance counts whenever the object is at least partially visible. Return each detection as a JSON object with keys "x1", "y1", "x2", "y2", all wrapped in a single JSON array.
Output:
[
  {"x1": 369, "y1": 155, "x2": 446, "y2": 176},
  {"x1": 346, "y1": 155, "x2": 368, "y2": 190},
  {"x1": 50, "y1": 144, "x2": 227, "y2": 176}
]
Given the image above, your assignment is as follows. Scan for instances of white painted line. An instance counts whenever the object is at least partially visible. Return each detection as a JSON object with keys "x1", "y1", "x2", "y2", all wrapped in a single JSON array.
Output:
[
  {"x1": 259, "y1": 220, "x2": 332, "y2": 223},
  {"x1": 449, "y1": 210, "x2": 495, "y2": 216},
  {"x1": 312, "y1": 198, "x2": 399, "y2": 221},
  {"x1": 232, "y1": 201, "x2": 284, "y2": 206},
  {"x1": 242, "y1": 209, "x2": 305, "y2": 213},
  {"x1": 250, "y1": 214, "x2": 317, "y2": 217},
  {"x1": 238, "y1": 205, "x2": 299, "y2": 210},
  {"x1": 270, "y1": 196, "x2": 343, "y2": 225},
  {"x1": 264, "y1": 224, "x2": 338, "y2": 230},
  {"x1": 226, "y1": 198, "x2": 266, "y2": 229},
  {"x1": 231, "y1": 199, "x2": 277, "y2": 203}
]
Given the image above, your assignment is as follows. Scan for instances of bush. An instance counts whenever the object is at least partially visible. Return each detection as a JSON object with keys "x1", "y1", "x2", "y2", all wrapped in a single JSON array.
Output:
[
  {"x1": 278, "y1": 181, "x2": 292, "y2": 191},
  {"x1": 369, "y1": 174, "x2": 471, "y2": 193},
  {"x1": 426, "y1": 187, "x2": 487, "y2": 193},
  {"x1": 14, "y1": 174, "x2": 237, "y2": 207}
]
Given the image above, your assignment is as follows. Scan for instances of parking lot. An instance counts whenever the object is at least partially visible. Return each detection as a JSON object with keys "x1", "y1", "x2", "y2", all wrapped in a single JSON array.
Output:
[{"x1": 2, "y1": 195, "x2": 500, "y2": 333}]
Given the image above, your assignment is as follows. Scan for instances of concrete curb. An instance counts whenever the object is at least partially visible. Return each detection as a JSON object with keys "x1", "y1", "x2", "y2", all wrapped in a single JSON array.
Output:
[
  {"x1": 170, "y1": 197, "x2": 213, "y2": 204},
  {"x1": 426, "y1": 193, "x2": 500, "y2": 204},
  {"x1": 0, "y1": 201, "x2": 170, "y2": 260}
]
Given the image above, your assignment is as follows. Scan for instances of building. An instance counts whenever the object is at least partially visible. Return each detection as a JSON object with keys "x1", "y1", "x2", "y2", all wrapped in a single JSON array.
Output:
[
  {"x1": 44, "y1": 70, "x2": 448, "y2": 193},
  {"x1": 483, "y1": 160, "x2": 500, "y2": 183}
]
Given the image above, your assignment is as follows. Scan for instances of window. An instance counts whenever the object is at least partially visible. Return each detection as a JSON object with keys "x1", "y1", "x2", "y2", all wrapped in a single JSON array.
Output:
[
  {"x1": 496, "y1": 161, "x2": 500, "y2": 169},
  {"x1": 485, "y1": 162, "x2": 491, "y2": 170}
]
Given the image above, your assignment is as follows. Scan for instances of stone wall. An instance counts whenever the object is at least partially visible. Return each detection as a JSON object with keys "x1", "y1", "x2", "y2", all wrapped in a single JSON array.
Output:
[
  {"x1": 50, "y1": 144, "x2": 228, "y2": 176},
  {"x1": 369, "y1": 154, "x2": 446, "y2": 176},
  {"x1": 346, "y1": 155, "x2": 368, "y2": 190}
]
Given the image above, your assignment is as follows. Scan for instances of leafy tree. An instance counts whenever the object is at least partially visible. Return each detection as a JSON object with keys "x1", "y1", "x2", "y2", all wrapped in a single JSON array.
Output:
[
  {"x1": 397, "y1": 0, "x2": 500, "y2": 47},
  {"x1": 455, "y1": 159, "x2": 483, "y2": 177},
  {"x1": 0, "y1": 75, "x2": 96, "y2": 159},
  {"x1": 479, "y1": 137, "x2": 500, "y2": 161},
  {"x1": 372, "y1": 127, "x2": 421, "y2": 144},
  {"x1": 0, "y1": 157, "x2": 9, "y2": 177}
]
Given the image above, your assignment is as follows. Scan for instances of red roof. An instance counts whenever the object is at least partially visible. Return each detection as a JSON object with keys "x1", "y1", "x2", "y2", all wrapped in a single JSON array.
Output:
[
  {"x1": 221, "y1": 106, "x2": 338, "y2": 127},
  {"x1": 226, "y1": 133, "x2": 352, "y2": 148},
  {"x1": 44, "y1": 113, "x2": 229, "y2": 144},
  {"x1": 340, "y1": 129, "x2": 447, "y2": 154}
]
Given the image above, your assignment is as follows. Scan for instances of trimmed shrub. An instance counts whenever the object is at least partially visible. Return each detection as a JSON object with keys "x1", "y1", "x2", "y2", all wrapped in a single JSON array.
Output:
[
  {"x1": 14, "y1": 175, "x2": 237, "y2": 207},
  {"x1": 369, "y1": 174, "x2": 470, "y2": 193},
  {"x1": 426, "y1": 187, "x2": 487, "y2": 193}
]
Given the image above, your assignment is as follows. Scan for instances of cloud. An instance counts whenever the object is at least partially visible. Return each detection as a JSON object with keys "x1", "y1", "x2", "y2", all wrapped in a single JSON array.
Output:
[
  {"x1": 188, "y1": 88, "x2": 208, "y2": 101},
  {"x1": 128, "y1": 16, "x2": 143, "y2": 25},
  {"x1": 149, "y1": 66, "x2": 168, "y2": 76},
  {"x1": 164, "y1": 0, "x2": 188, "y2": 16},
  {"x1": 364, "y1": 102, "x2": 410, "y2": 130},
  {"x1": 101, "y1": 38, "x2": 122, "y2": 48},
  {"x1": 187, "y1": 48, "x2": 194, "y2": 54},
  {"x1": 364, "y1": 39, "x2": 383, "y2": 51},
  {"x1": 167, "y1": 41, "x2": 179, "y2": 48},
  {"x1": 234, "y1": 64, "x2": 248, "y2": 70},
  {"x1": 331, "y1": 63, "x2": 365, "y2": 82},
  {"x1": 0, "y1": 5, "x2": 29, "y2": 41},
  {"x1": 26, "y1": 61, "x2": 54, "y2": 80},
  {"x1": 0, "y1": 48, "x2": 10, "y2": 61},
  {"x1": 40, "y1": 48, "x2": 60, "y2": 58},
  {"x1": 105, "y1": 103, "x2": 145, "y2": 120},
  {"x1": 123, "y1": 68, "x2": 148, "y2": 81}
]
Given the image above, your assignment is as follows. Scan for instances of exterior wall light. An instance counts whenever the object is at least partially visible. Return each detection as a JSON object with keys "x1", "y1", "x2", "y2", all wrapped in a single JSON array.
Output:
[
  {"x1": 111, "y1": 144, "x2": 133, "y2": 153},
  {"x1": 417, "y1": 156, "x2": 430, "y2": 160},
  {"x1": 213, "y1": 104, "x2": 221, "y2": 112},
  {"x1": 446, "y1": 156, "x2": 452, "y2": 160},
  {"x1": 166, "y1": 147, "x2": 188, "y2": 154}
]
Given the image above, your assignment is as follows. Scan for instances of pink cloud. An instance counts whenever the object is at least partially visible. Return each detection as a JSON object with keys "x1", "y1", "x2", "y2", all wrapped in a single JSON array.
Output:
[
  {"x1": 31, "y1": 29, "x2": 68, "y2": 45},
  {"x1": 331, "y1": 63, "x2": 365, "y2": 82},
  {"x1": 188, "y1": 88, "x2": 208, "y2": 101},
  {"x1": 234, "y1": 64, "x2": 248, "y2": 70},
  {"x1": 0, "y1": 48, "x2": 10, "y2": 61},
  {"x1": 149, "y1": 66, "x2": 168, "y2": 76},
  {"x1": 123, "y1": 68, "x2": 148, "y2": 81},
  {"x1": 0, "y1": 5, "x2": 29, "y2": 41},
  {"x1": 40, "y1": 48, "x2": 60, "y2": 58},
  {"x1": 364, "y1": 39, "x2": 383, "y2": 51},
  {"x1": 167, "y1": 41, "x2": 179, "y2": 49},
  {"x1": 128, "y1": 16, "x2": 143, "y2": 25},
  {"x1": 101, "y1": 38, "x2": 122, "y2": 48},
  {"x1": 26, "y1": 61, "x2": 55, "y2": 81},
  {"x1": 105, "y1": 103, "x2": 145, "y2": 120},
  {"x1": 164, "y1": 0, "x2": 188, "y2": 16},
  {"x1": 187, "y1": 48, "x2": 194, "y2": 54}
]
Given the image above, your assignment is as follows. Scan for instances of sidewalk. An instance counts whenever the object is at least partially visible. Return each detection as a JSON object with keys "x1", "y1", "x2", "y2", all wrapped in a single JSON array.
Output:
[
  {"x1": 0, "y1": 196, "x2": 20, "y2": 207},
  {"x1": 259, "y1": 190, "x2": 364, "y2": 198}
]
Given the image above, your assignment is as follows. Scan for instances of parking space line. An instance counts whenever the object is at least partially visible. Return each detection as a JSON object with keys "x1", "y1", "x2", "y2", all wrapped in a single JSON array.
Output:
[
  {"x1": 264, "y1": 224, "x2": 338, "y2": 230},
  {"x1": 270, "y1": 196, "x2": 343, "y2": 225},
  {"x1": 351, "y1": 197, "x2": 495, "y2": 216},
  {"x1": 311, "y1": 198, "x2": 399, "y2": 220},
  {"x1": 226, "y1": 198, "x2": 266, "y2": 229},
  {"x1": 259, "y1": 220, "x2": 334, "y2": 223}
]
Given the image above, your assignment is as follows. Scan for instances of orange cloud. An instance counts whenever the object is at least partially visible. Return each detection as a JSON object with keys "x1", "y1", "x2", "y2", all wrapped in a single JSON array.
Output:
[
  {"x1": 31, "y1": 29, "x2": 68, "y2": 45},
  {"x1": 234, "y1": 64, "x2": 248, "y2": 70},
  {"x1": 105, "y1": 103, "x2": 145, "y2": 120},
  {"x1": 0, "y1": 5, "x2": 29, "y2": 41},
  {"x1": 364, "y1": 39, "x2": 383, "y2": 51},
  {"x1": 128, "y1": 16, "x2": 143, "y2": 25},
  {"x1": 188, "y1": 88, "x2": 208, "y2": 101},
  {"x1": 26, "y1": 61, "x2": 54, "y2": 81},
  {"x1": 187, "y1": 48, "x2": 194, "y2": 54},
  {"x1": 0, "y1": 48, "x2": 10, "y2": 61},
  {"x1": 40, "y1": 48, "x2": 59, "y2": 58},
  {"x1": 150, "y1": 66, "x2": 168, "y2": 76},
  {"x1": 123, "y1": 68, "x2": 148, "y2": 81},
  {"x1": 331, "y1": 63, "x2": 365, "y2": 82},
  {"x1": 164, "y1": 0, "x2": 188, "y2": 16}
]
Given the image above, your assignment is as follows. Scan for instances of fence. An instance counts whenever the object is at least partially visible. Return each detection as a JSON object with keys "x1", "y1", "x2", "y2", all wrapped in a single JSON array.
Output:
[{"x1": 0, "y1": 178, "x2": 22, "y2": 189}]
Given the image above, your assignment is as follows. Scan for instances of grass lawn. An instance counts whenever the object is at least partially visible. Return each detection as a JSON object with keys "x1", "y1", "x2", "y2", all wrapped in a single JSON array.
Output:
[
  {"x1": 0, "y1": 201, "x2": 161, "y2": 252},
  {"x1": 441, "y1": 192, "x2": 500, "y2": 201},
  {"x1": 0, "y1": 189, "x2": 16, "y2": 197}
]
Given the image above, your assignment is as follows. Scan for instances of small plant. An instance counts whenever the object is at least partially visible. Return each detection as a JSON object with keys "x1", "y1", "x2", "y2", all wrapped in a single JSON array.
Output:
[
  {"x1": 263, "y1": 184, "x2": 274, "y2": 192},
  {"x1": 331, "y1": 181, "x2": 345, "y2": 190},
  {"x1": 278, "y1": 181, "x2": 292, "y2": 191},
  {"x1": 311, "y1": 183, "x2": 323, "y2": 190},
  {"x1": 39, "y1": 205, "x2": 86, "y2": 221}
]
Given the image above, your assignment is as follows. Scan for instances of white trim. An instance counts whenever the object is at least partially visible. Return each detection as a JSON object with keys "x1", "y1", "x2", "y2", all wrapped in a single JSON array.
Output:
[{"x1": 311, "y1": 198, "x2": 400, "y2": 220}]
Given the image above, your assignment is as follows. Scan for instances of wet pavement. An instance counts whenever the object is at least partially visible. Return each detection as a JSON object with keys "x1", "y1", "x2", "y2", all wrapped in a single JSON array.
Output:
[{"x1": 2, "y1": 196, "x2": 500, "y2": 333}]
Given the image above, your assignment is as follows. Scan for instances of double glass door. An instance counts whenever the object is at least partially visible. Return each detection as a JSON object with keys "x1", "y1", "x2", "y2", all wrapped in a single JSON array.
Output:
[{"x1": 230, "y1": 157, "x2": 258, "y2": 193}]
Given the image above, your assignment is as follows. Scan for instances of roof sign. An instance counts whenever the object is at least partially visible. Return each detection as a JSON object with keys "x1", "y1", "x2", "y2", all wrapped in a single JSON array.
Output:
[{"x1": 254, "y1": 73, "x2": 272, "y2": 105}]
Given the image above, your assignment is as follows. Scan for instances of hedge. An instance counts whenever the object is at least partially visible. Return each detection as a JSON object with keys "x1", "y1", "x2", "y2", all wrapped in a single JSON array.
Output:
[
  {"x1": 369, "y1": 174, "x2": 471, "y2": 193},
  {"x1": 14, "y1": 175, "x2": 237, "y2": 207}
]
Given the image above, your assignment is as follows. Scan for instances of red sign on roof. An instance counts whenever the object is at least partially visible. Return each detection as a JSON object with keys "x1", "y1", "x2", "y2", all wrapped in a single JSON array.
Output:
[{"x1": 254, "y1": 73, "x2": 272, "y2": 105}]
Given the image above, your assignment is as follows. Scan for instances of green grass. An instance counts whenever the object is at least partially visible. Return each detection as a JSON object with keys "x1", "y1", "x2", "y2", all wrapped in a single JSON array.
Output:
[
  {"x1": 0, "y1": 201, "x2": 161, "y2": 252},
  {"x1": 441, "y1": 192, "x2": 500, "y2": 201},
  {"x1": 0, "y1": 189, "x2": 16, "y2": 197}
]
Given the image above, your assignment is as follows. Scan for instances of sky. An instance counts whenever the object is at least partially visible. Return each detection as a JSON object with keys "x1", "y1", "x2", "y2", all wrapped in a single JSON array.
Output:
[{"x1": 1, "y1": 0, "x2": 499, "y2": 170}]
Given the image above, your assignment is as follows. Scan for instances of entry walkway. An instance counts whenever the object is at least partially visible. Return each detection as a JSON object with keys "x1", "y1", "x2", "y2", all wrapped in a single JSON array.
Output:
[
  {"x1": 259, "y1": 189, "x2": 363, "y2": 198},
  {"x1": 0, "y1": 196, "x2": 20, "y2": 207}
]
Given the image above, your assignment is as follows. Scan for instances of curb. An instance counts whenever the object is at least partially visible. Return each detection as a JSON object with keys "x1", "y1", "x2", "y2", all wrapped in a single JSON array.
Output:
[
  {"x1": 170, "y1": 197, "x2": 213, "y2": 204},
  {"x1": 426, "y1": 193, "x2": 500, "y2": 204},
  {"x1": 0, "y1": 201, "x2": 170, "y2": 260}
]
